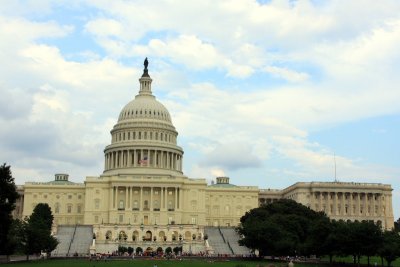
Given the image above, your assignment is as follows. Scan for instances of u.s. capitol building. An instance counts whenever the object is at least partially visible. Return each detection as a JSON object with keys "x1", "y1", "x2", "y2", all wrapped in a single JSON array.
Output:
[{"x1": 14, "y1": 60, "x2": 394, "y2": 254}]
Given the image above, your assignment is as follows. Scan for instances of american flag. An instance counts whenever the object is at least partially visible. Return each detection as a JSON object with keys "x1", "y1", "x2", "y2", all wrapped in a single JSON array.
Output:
[{"x1": 139, "y1": 156, "x2": 148, "y2": 165}]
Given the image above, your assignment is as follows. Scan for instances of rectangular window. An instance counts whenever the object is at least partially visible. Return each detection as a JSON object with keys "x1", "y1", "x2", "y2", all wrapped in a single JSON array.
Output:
[
  {"x1": 119, "y1": 214, "x2": 123, "y2": 223},
  {"x1": 94, "y1": 216, "x2": 99, "y2": 223},
  {"x1": 67, "y1": 205, "x2": 72, "y2": 213},
  {"x1": 77, "y1": 205, "x2": 82, "y2": 213}
]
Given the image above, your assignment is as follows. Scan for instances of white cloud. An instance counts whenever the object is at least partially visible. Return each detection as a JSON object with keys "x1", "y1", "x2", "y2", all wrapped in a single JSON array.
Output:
[
  {"x1": 2, "y1": 0, "x2": 400, "y2": 217},
  {"x1": 264, "y1": 66, "x2": 309, "y2": 82}
]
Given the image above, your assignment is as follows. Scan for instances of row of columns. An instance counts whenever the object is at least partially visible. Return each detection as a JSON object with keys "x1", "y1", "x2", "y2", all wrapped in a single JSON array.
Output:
[
  {"x1": 104, "y1": 149, "x2": 182, "y2": 171},
  {"x1": 311, "y1": 192, "x2": 384, "y2": 217},
  {"x1": 111, "y1": 186, "x2": 183, "y2": 212},
  {"x1": 112, "y1": 130, "x2": 176, "y2": 144}
]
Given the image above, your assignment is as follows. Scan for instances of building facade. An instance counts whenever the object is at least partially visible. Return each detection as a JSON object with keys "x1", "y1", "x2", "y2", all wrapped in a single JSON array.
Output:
[{"x1": 15, "y1": 61, "x2": 394, "y2": 253}]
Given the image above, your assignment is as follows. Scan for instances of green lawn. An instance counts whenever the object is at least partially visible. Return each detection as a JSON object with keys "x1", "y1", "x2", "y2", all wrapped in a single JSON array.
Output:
[
  {"x1": 3, "y1": 258, "x2": 400, "y2": 267},
  {"x1": 321, "y1": 256, "x2": 400, "y2": 267},
  {"x1": 0, "y1": 258, "x2": 314, "y2": 267}
]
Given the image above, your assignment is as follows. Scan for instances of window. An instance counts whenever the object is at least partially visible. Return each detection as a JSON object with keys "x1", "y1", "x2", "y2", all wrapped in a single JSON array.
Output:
[
  {"x1": 78, "y1": 195, "x2": 82, "y2": 199},
  {"x1": 119, "y1": 200, "x2": 124, "y2": 210},
  {"x1": 95, "y1": 199, "x2": 100, "y2": 209},
  {"x1": 94, "y1": 216, "x2": 99, "y2": 223},
  {"x1": 77, "y1": 205, "x2": 82, "y2": 213},
  {"x1": 55, "y1": 203, "x2": 60, "y2": 214},
  {"x1": 191, "y1": 217, "x2": 196, "y2": 224},
  {"x1": 119, "y1": 214, "x2": 124, "y2": 223},
  {"x1": 67, "y1": 205, "x2": 72, "y2": 213},
  {"x1": 68, "y1": 195, "x2": 72, "y2": 199}
]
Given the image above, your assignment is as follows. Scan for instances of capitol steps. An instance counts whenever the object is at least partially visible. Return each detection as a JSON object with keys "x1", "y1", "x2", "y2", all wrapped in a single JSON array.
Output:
[
  {"x1": 69, "y1": 225, "x2": 93, "y2": 256},
  {"x1": 204, "y1": 227, "x2": 232, "y2": 255},
  {"x1": 52, "y1": 225, "x2": 93, "y2": 256},
  {"x1": 219, "y1": 227, "x2": 250, "y2": 255}
]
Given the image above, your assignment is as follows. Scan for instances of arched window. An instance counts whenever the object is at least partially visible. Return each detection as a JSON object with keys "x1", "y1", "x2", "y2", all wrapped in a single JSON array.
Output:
[{"x1": 105, "y1": 231, "x2": 112, "y2": 240}]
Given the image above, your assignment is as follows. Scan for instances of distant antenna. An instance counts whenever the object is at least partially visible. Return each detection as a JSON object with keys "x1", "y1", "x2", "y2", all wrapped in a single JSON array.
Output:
[{"x1": 334, "y1": 152, "x2": 338, "y2": 182}]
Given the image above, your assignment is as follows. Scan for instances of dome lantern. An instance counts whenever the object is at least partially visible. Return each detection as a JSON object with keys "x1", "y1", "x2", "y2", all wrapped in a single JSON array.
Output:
[{"x1": 138, "y1": 57, "x2": 152, "y2": 96}]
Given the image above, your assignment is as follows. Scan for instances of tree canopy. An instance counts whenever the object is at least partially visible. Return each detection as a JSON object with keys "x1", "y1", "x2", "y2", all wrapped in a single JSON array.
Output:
[
  {"x1": 238, "y1": 199, "x2": 399, "y2": 267},
  {"x1": 237, "y1": 199, "x2": 329, "y2": 256},
  {"x1": 11, "y1": 203, "x2": 58, "y2": 259},
  {"x1": 394, "y1": 218, "x2": 400, "y2": 233},
  {"x1": 379, "y1": 230, "x2": 400, "y2": 267},
  {"x1": 0, "y1": 163, "x2": 19, "y2": 256}
]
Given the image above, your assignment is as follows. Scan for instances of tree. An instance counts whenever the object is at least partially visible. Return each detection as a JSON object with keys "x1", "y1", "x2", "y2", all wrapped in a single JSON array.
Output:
[
  {"x1": 173, "y1": 246, "x2": 182, "y2": 255},
  {"x1": 29, "y1": 203, "x2": 54, "y2": 230},
  {"x1": 237, "y1": 199, "x2": 329, "y2": 257},
  {"x1": 15, "y1": 203, "x2": 58, "y2": 259},
  {"x1": 304, "y1": 215, "x2": 333, "y2": 259},
  {"x1": 320, "y1": 220, "x2": 352, "y2": 263},
  {"x1": 378, "y1": 230, "x2": 400, "y2": 267},
  {"x1": 136, "y1": 246, "x2": 143, "y2": 255},
  {"x1": 0, "y1": 163, "x2": 19, "y2": 260},
  {"x1": 394, "y1": 218, "x2": 400, "y2": 233},
  {"x1": 358, "y1": 221, "x2": 383, "y2": 266},
  {"x1": 340, "y1": 220, "x2": 383, "y2": 266},
  {"x1": 118, "y1": 246, "x2": 128, "y2": 254}
]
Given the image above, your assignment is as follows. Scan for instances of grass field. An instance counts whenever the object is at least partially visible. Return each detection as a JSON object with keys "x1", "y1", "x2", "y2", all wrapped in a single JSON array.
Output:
[
  {"x1": 2, "y1": 257, "x2": 400, "y2": 267},
  {"x1": 323, "y1": 256, "x2": 400, "y2": 267},
  {"x1": 0, "y1": 258, "x2": 314, "y2": 267}
]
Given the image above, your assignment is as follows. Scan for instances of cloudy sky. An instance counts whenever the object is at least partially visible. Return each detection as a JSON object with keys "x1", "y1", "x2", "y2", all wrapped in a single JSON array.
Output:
[{"x1": 1, "y1": 0, "x2": 399, "y2": 218}]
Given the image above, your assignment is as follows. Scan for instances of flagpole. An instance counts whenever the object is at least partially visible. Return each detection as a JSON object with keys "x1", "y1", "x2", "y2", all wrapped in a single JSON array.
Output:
[{"x1": 334, "y1": 152, "x2": 337, "y2": 182}]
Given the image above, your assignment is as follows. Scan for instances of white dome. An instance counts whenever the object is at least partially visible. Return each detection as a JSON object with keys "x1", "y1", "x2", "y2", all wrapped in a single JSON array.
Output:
[
  {"x1": 118, "y1": 94, "x2": 172, "y2": 123},
  {"x1": 103, "y1": 59, "x2": 184, "y2": 176}
]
